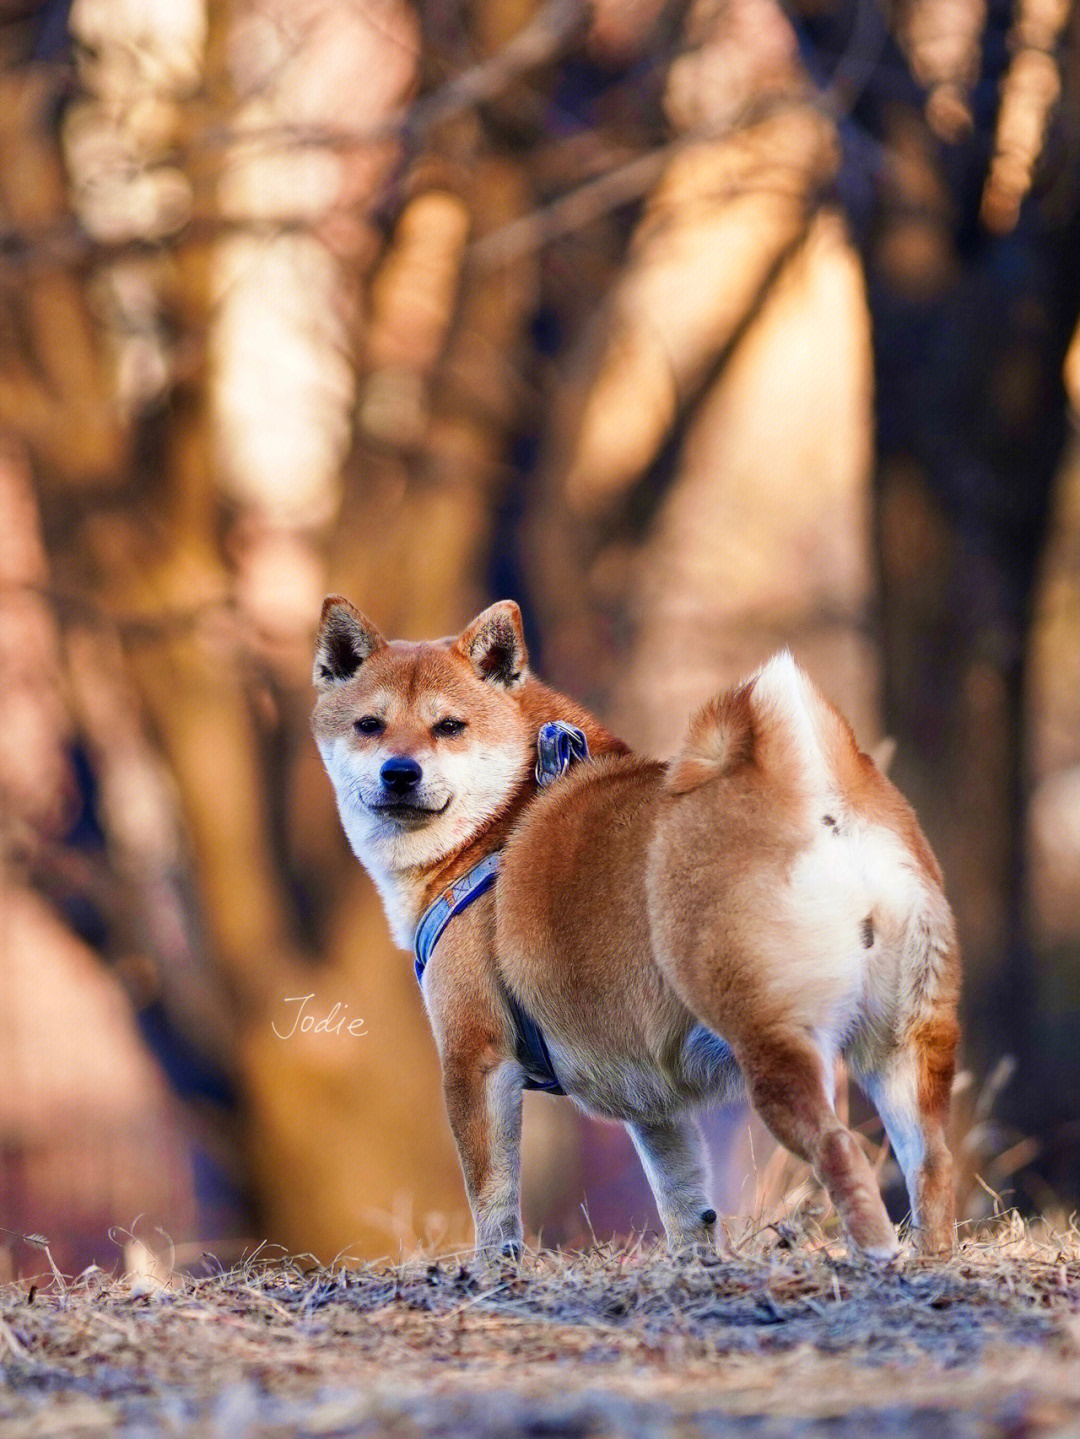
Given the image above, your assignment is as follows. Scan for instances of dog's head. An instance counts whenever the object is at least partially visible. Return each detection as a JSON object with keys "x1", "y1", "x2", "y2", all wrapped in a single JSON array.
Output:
[{"x1": 311, "y1": 598, "x2": 535, "y2": 877}]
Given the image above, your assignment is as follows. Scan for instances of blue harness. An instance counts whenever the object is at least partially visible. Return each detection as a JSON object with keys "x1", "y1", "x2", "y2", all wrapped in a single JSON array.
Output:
[{"x1": 412, "y1": 722, "x2": 590, "y2": 1096}]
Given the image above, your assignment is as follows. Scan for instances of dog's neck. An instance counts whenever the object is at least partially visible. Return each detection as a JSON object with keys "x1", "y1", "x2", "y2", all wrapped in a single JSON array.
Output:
[{"x1": 359, "y1": 796, "x2": 533, "y2": 951}]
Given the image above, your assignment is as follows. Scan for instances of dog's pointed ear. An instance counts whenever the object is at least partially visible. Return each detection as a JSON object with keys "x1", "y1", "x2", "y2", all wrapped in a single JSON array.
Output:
[
  {"x1": 457, "y1": 601, "x2": 528, "y2": 689},
  {"x1": 313, "y1": 597, "x2": 385, "y2": 689}
]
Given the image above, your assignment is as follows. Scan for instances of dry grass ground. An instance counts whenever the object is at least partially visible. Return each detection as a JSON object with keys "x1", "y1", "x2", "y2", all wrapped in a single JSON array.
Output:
[{"x1": 2, "y1": 1215, "x2": 1079, "y2": 1438}]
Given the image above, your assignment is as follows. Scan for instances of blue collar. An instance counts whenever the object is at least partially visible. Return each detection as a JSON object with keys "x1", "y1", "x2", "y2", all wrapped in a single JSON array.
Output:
[{"x1": 410, "y1": 722, "x2": 591, "y2": 1095}]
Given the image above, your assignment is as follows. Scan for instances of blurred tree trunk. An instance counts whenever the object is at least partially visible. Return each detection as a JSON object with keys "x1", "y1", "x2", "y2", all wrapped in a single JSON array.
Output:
[
  {"x1": 860, "y1": 12, "x2": 1080, "y2": 1152},
  {"x1": 871, "y1": 226, "x2": 1080, "y2": 1146},
  {"x1": 0, "y1": 68, "x2": 124, "y2": 482}
]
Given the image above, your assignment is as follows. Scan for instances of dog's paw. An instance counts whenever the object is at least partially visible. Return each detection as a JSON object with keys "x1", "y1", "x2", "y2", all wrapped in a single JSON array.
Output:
[
  {"x1": 852, "y1": 1233, "x2": 902, "y2": 1267},
  {"x1": 911, "y1": 1223, "x2": 957, "y2": 1259},
  {"x1": 474, "y1": 1218, "x2": 524, "y2": 1265},
  {"x1": 668, "y1": 1207, "x2": 725, "y2": 1260}
]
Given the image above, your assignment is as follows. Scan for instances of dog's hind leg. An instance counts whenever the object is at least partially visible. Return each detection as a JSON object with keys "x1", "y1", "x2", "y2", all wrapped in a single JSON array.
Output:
[
  {"x1": 736, "y1": 1027, "x2": 898, "y2": 1260},
  {"x1": 857, "y1": 1016, "x2": 959, "y2": 1255},
  {"x1": 442, "y1": 1054, "x2": 525, "y2": 1257},
  {"x1": 627, "y1": 1113, "x2": 718, "y2": 1251}
]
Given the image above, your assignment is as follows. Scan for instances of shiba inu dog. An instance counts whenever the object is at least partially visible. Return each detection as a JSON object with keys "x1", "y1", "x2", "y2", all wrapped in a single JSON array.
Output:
[{"x1": 312, "y1": 597, "x2": 960, "y2": 1261}]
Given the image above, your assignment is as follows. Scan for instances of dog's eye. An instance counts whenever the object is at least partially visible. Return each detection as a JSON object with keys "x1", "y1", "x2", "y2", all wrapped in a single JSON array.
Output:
[
  {"x1": 432, "y1": 718, "x2": 466, "y2": 738},
  {"x1": 354, "y1": 715, "x2": 384, "y2": 736}
]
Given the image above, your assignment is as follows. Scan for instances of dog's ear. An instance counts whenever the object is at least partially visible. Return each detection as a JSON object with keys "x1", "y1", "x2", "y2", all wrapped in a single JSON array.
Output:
[
  {"x1": 457, "y1": 601, "x2": 528, "y2": 690},
  {"x1": 313, "y1": 597, "x2": 385, "y2": 689}
]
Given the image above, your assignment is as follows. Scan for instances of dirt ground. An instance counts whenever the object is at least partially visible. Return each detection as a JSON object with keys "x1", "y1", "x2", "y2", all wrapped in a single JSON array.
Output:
[{"x1": 2, "y1": 1218, "x2": 1079, "y2": 1438}]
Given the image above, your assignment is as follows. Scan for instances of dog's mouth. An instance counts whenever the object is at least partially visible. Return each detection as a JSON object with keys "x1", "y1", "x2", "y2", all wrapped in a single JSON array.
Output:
[{"x1": 366, "y1": 796, "x2": 451, "y2": 826}]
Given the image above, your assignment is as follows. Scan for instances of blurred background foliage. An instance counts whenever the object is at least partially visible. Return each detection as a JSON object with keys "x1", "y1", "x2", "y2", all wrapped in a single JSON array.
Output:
[{"x1": 0, "y1": 0, "x2": 1078, "y2": 1274}]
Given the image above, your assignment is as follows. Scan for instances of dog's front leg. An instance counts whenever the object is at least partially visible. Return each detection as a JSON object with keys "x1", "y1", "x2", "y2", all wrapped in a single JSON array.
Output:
[
  {"x1": 442, "y1": 1053, "x2": 525, "y2": 1257},
  {"x1": 627, "y1": 1113, "x2": 718, "y2": 1252}
]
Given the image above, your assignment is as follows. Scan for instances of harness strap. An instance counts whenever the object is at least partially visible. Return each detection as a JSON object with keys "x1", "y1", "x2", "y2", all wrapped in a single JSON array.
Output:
[
  {"x1": 505, "y1": 992, "x2": 565, "y2": 1096},
  {"x1": 413, "y1": 851, "x2": 500, "y2": 986},
  {"x1": 411, "y1": 722, "x2": 592, "y2": 1096}
]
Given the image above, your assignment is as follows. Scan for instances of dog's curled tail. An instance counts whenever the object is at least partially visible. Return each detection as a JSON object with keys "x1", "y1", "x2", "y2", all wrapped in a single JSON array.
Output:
[
  {"x1": 665, "y1": 682, "x2": 756, "y2": 795},
  {"x1": 665, "y1": 650, "x2": 838, "y2": 797}
]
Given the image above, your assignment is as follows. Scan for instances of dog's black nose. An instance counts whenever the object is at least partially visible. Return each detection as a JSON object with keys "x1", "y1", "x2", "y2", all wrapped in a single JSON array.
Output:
[{"x1": 380, "y1": 756, "x2": 422, "y2": 794}]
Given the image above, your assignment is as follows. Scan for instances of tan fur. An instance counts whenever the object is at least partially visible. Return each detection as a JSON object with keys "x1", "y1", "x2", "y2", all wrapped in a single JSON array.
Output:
[
  {"x1": 665, "y1": 684, "x2": 755, "y2": 794},
  {"x1": 313, "y1": 607, "x2": 961, "y2": 1261}
]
